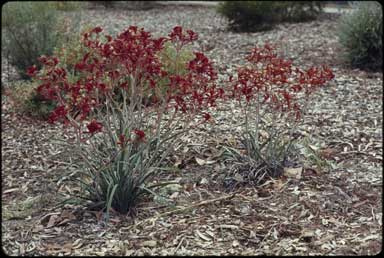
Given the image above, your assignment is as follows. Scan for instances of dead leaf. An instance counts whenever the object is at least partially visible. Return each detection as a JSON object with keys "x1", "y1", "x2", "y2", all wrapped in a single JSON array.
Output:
[
  {"x1": 320, "y1": 148, "x2": 338, "y2": 160},
  {"x1": 3, "y1": 188, "x2": 19, "y2": 194},
  {"x1": 195, "y1": 157, "x2": 216, "y2": 165},
  {"x1": 142, "y1": 240, "x2": 157, "y2": 248},
  {"x1": 284, "y1": 167, "x2": 303, "y2": 179},
  {"x1": 195, "y1": 230, "x2": 212, "y2": 242},
  {"x1": 72, "y1": 239, "x2": 82, "y2": 249},
  {"x1": 46, "y1": 214, "x2": 59, "y2": 228}
]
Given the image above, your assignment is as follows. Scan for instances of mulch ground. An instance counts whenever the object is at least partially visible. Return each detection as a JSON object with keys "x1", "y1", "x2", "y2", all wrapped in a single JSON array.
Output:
[{"x1": 1, "y1": 5, "x2": 382, "y2": 255}]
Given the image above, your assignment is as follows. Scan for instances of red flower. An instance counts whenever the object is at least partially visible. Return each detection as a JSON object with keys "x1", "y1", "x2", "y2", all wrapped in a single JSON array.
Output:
[
  {"x1": 30, "y1": 25, "x2": 222, "y2": 136},
  {"x1": 186, "y1": 30, "x2": 198, "y2": 41},
  {"x1": 75, "y1": 62, "x2": 86, "y2": 71},
  {"x1": 169, "y1": 26, "x2": 182, "y2": 40},
  {"x1": 105, "y1": 35, "x2": 112, "y2": 42},
  {"x1": 202, "y1": 112, "x2": 211, "y2": 122},
  {"x1": 48, "y1": 105, "x2": 67, "y2": 124},
  {"x1": 282, "y1": 90, "x2": 291, "y2": 109},
  {"x1": 133, "y1": 129, "x2": 145, "y2": 142},
  {"x1": 117, "y1": 134, "x2": 130, "y2": 146},
  {"x1": 27, "y1": 65, "x2": 38, "y2": 77},
  {"x1": 169, "y1": 26, "x2": 198, "y2": 45},
  {"x1": 91, "y1": 26, "x2": 103, "y2": 34},
  {"x1": 153, "y1": 37, "x2": 167, "y2": 50},
  {"x1": 87, "y1": 120, "x2": 103, "y2": 134}
]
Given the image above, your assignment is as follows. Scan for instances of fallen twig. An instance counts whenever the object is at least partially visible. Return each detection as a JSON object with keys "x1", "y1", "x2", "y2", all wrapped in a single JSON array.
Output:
[{"x1": 127, "y1": 193, "x2": 236, "y2": 230}]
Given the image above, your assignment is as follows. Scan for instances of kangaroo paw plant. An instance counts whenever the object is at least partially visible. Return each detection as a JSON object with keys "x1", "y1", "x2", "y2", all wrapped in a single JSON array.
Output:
[
  {"x1": 223, "y1": 43, "x2": 334, "y2": 187},
  {"x1": 28, "y1": 26, "x2": 223, "y2": 217}
]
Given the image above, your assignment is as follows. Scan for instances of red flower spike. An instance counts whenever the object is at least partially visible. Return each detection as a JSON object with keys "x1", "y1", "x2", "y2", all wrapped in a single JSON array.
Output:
[
  {"x1": 133, "y1": 129, "x2": 145, "y2": 142},
  {"x1": 202, "y1": 113, "x2": 211, "y2": 122},
  {"x1": 47, "y1": 105, "x2": 67, "y2": 124},
  {"x1": 91, "y1": 27, "x2": 103, "y2": 34},
  {"x1": 186, "y1": 30, "x2": 198, "y2": 41},
  {"x1": 117, "y1": 134, "x2": 130, "y2": 147},
  {"x1": 87, "y1": 120, "x2": 103, "y2": 134},
  {"x1": 230, "y1": 44, "x2": 334, "y2": 120},
  {"x1": 31, "y1": 25, "x2": 221, "y2": 133},
  {"x1": 105, "y1": 35, "x2": 112, "y2": 42},
  {"x1": 75, "y1": 62, "x2": 86, "y2": 71},
  {"x1": 27, "y1": 65, "x2": 38, "y2": 77}
]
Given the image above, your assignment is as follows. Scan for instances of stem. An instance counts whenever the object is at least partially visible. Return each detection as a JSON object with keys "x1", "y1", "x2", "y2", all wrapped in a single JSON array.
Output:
[
  {"x1": 244, "y1": 102, "x2": 251, "y2": 156},
  {"x1": 255, "y1": 93, "x2": 260, "y2": 150}
]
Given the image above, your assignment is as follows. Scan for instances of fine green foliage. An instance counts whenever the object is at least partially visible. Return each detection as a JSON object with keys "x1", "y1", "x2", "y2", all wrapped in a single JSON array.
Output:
[
  {"x1": 6, "y1": 81, "x2": 56, "y2": 119},
  {"x1": 53, "y1": 1, "x2": 84, "y2": 11},
  {"x1": 217, "y1": 1, "x2": 324, "y2": 32},
  {"x1": 338, "y1": 2, "x2": 383, "y2": 71},
  {"x1": 53, "y1": 25, "x2": 94, "y2": 80},
  {"x1": 2, "y1": 2, "x2": 62, "y2": 78},
  {"x1": 159, "y1": 42, "x2": 194, "y2": 77},
  {"x1": 156, "y1": 41, "x2": 195, "y2": 96}
]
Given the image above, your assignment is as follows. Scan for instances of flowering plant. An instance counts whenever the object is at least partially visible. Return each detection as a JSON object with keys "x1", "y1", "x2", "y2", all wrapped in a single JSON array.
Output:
[
  {"x1": 29, "y1": 26, "x2": 223, "y2": 216},
  {"x1": 224, "y1": 44, "x2": 334, "y2": 185}
]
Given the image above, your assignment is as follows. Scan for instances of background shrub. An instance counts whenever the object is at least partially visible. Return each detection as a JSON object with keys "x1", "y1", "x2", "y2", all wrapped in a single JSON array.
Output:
[
  {"x1": 338, "y1": 2, "x2": 382, "y2": 71},
  {"x1": 217, "y1": 1, "x2": 284, "y2": 32},
  {"x1": 281, "y1": 1, "x2": 324, "y2": 23},
  {"x1": 2, "y1": 2, "x2": 61, "y2": 79},
  {"x1": 92, "y1": 1, "x2": 116, "y2": 8},
  {"x1": 217, "y1": 1, "x2": 324, "y2": 32},
  {"x1": 90, "y1": 1, "x2": 158, "y2": 10}
]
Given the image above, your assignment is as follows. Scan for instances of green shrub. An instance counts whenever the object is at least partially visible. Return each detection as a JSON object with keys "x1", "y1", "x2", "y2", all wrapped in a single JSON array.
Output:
[
  {"x1": 1, "y1": 2, "x2": 62, "y2": 79},
  {"x1": 53, "y1": 25, "x2": 93, "y2": 79},
  {"x1": 217, "y1": 1, "x2": 324, "y2": 32},
  {"x1": 6, "y1": 81, "x2": 56, "y2": 119},
  {"x1": 217, "y1": 1, "x2": 284, "y2": 32},
  {"x1": 281, "y1": 1, "x2": 324, "y2": 22},
  {"x1": 338, "y1": 2, "x2": 382, "y2": 71},
  {"x1": 156, "y1": 41, "x2": 195, "y2": 96},
  {"x1": 159, "y1": 42, "x2": 194, "y2": 74}
]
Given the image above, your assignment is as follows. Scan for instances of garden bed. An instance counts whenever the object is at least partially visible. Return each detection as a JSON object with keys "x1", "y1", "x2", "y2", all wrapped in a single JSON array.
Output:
[{"x1": 1, "y1": 5, "x2": 382, "y2": 255}]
